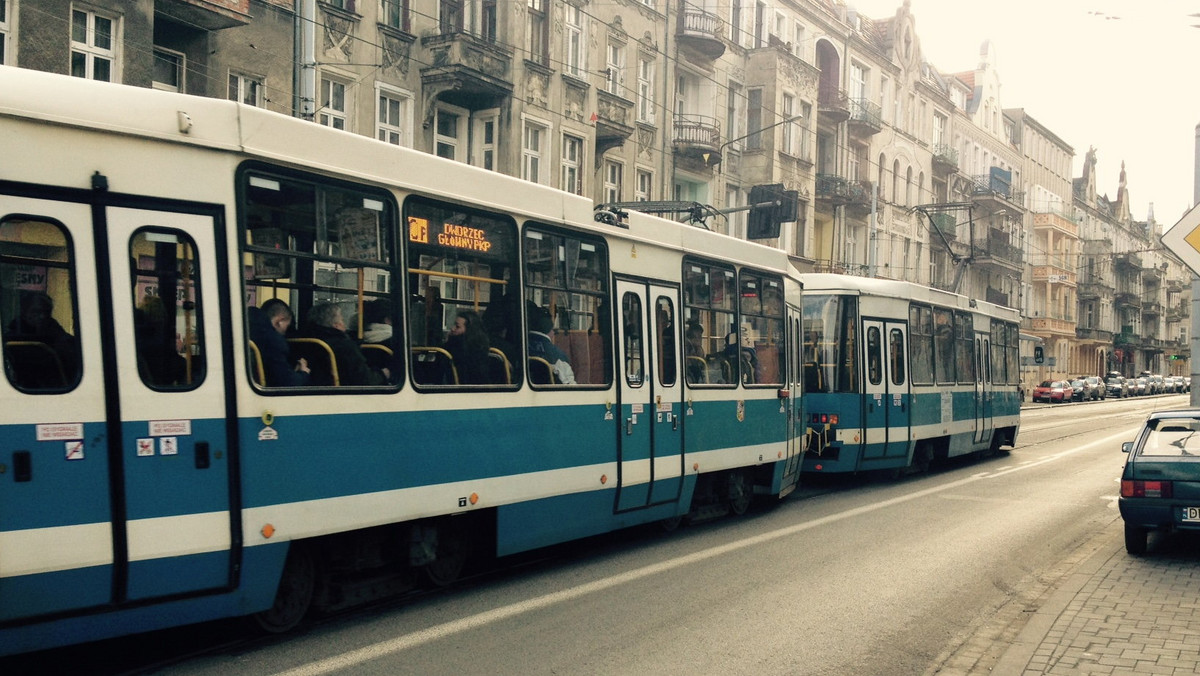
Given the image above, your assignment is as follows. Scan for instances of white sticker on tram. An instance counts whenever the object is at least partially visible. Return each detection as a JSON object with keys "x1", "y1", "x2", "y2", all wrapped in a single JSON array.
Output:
[{"x1": 273, "y1": 426, "x2": 1138, "y2": 676}]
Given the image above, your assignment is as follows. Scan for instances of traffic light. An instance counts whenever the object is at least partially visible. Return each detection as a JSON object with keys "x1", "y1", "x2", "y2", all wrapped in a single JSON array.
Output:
[
  {"x1": 747, "y1": 184, "x2": 800, "y2": 239},
  {"x1": 1034, "y1": 346, "x2": 1044, "y2": 364}
]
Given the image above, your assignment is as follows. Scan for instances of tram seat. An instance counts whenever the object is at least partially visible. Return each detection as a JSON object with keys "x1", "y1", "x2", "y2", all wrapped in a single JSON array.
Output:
[
  {"x1": 247, "y1": 340, "x2": 265, "y2": 386},
  {"x1": 487, "y1": 347, "x2": 511, "y2": 385},
  {"x1": 528, "y1": 356, "x2": 556, "y2": 385},
  {"x1": 411, "y1": 346, "x2": 459, "y2": 385},
  {"x1": 360, "y1": 343, "x2": 393, "y2": 372},
  {"x1": 4, "y1": 340, "x2": 67, "y2": 389},
  {"x1": 287, "y1": 337, "x2": 340, "y2": 386},
  {"x1": 685, "y1": 356, "x2": 708, "y2": 384}
]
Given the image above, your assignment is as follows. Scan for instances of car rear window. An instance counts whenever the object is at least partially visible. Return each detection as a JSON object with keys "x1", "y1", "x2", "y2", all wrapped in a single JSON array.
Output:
[{"x1": 1141, "y1": 420, "x2": 1200, "y2": 456}]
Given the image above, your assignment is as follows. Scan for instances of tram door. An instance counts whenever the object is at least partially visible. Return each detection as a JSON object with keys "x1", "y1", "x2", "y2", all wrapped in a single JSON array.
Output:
[
  {"x1": 614, "y1": 279, "x2": 684, "y2": 512},
  {"x1": 974, "y1": 334, "x2": 993, "y2": 445},
  {"x1": 780, "y1": 307, "x2": 804, "y2": 496},
  {"x1": 861, "y1": 319, "x2": 910, "y2": 463},
  {"x1": 104, "y1": 206, "x2": 235, "y2": 601}
]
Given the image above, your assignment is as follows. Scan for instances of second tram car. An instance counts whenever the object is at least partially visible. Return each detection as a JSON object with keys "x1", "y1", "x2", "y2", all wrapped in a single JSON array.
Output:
[{"x1": 799, "y1": 274, "x2": 1021, "y2": 475}]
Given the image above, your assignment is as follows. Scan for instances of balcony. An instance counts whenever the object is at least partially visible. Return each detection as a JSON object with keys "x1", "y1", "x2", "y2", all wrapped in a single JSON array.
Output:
[
  {"x1": 1077, "y1": 280, "x2": 1112, "y2": 301},
  {"x1": 420, "y1": 32, "x2": 514, "y2": 114},
  {"x1": 1076, "y1": 327, "x2": 1114, "y2": 343},
  {"x1": 929, "y1": 212, "x2": 957, "y2": 242},
  {"x1": 1168, "y1": 302, "x2": 1187, "y2": 322},
  {"x1": 1115, "y1": 291, "x2": 1142, "y2": 309},
  {"x1": 931, "y1": 144, "x2": 958, "y2": 174},
  {"x1": 1167, "y1": 278, "x2": 1185, "y2": 293},
  {"x1": 847, "y1": 99, "x2": 882, "y2": 137},
  {"x1": 966, "y1": 171, "x2": 1024, "y2": 213},
  {"x1": 1032, "y1": 265, "x2": 1077, "y2": 286},
  {"x1": 1031, "y1": 316, "x2": 1076, "y2": 337},
  {"x1": 1114, "y1": 252, "x2": 1143, "y2": 270},
  {"x1": 985, "y1": 287, "x2": 1010, "y2": 307},
  {"x1": 1142, "y1": 264, "x2": 1165, "y2": 282},
  {"x1": 594, "y1": 89, "x2": 635, "y2": 160},
  {"x1": 816, "y1": 175, "x2": 873, "y2": 213},
  {"x1": 972, "y1": 228, "x2": 1024, "y2": 272},
  {"x1": 158, "y1": 0, "x2": 250, "y2": 30},
  {"x1": 677, "y1": 5, "x2": 725, "y2": 60},
  {"x1": 1032, "y1": 211, "x2": 1078, "y2": 238},
  {"x1": 672, "y1": 114, "x2": 721, "y2": 164},
  {"x1": 818, "y1": 85, "x2": 850, "y2": 125},
  {"x1": 1142, "y1": 301, "x2": 1163, "y2": 317}
]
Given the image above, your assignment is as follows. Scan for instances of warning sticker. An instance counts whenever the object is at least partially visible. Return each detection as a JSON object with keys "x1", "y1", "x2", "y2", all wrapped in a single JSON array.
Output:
[
  {"x1": 36, "y1": 423, "x2": 84, "y2": 442},
  {"x1": 65, "y1": 440, "x2": 84, "y2": 461},
  {"x1": 136, "y1": 438, "x2": 155, "y2": 457},
  {"x1": 149, "y1": 420, "x2": 191, "y2": 437},
  {"x1": 159, "y1": 437, "x2": 178, "y2": 456}
]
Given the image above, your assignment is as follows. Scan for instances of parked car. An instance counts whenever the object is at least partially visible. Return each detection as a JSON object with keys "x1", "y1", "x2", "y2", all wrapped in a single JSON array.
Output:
[
  {"x1": 1134, "y1": 377, "x2": 1150, "y2": 396},
  {"x1": 1079, "y1": 376, "x2": 1105, "y2": 400},
  {"x1": 1032, "y1": 380, "x2": 1074, "y2": 403},
  {"x1": 1070, "y1": 379, "x2": 1091, "y2": 401},
  {"x1": 1119, "y1": 410, "x2": 1200, "y2": 554},
  {"x1": 1105, "y1": 375, "x2": 1127, "y2": 398},
  {"x1": 1150, "y1": 374, "x2": 1165, "y2": 395},
  {"x1": 1186, "y1": 377, "x2": 1192, "y2": 393}
]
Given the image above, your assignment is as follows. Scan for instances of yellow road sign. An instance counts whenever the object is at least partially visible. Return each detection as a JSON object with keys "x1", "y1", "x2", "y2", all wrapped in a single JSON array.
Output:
[{"x1": 1161, "y1": 202, "x2": 1200, "y2": 275}]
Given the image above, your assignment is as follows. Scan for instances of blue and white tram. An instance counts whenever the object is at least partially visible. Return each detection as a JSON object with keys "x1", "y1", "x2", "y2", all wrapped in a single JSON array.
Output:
[
  {"x1": 0, "y1": 66, "x2": 803, "y2": 655},
  {"x1": 799, "y1": 274, "x2": 1021, "y2": 475}
]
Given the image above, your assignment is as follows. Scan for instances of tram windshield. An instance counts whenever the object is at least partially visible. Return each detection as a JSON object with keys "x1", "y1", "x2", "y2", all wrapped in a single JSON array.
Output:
[{"x1": 801, "y1": 294, "x2": 858, "y2": 394}]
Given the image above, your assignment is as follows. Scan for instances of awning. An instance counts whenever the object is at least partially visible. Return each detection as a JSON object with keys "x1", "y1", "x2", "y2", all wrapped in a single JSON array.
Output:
[{"x1": 1019, "y1": 332, "x2": 1043, "y2": 343}]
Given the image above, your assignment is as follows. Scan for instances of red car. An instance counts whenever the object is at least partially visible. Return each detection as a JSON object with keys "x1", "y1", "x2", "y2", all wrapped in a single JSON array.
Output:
[{"x1": 1032, "y1": 380, "x2": 1074, "y2": 403}]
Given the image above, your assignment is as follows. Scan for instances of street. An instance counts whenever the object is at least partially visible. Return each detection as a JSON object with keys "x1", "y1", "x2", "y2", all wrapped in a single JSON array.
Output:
[{"x1": 8, "y1": 394, "x2": 1189, "y2": 675}]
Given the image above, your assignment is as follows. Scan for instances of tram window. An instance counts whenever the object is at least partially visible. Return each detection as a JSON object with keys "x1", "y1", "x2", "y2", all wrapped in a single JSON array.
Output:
[
  {"x1": 955, "y1": 312, "x2": 974, "y2": 384},
  {"x1": 241, "y1": 168, "x2": 400, "y2": 390},
  {"x1": 523, "y1": 225, "x2": 610, "y2": 387},
  {"x1": 655, "y1": 295, "x2": 676, "y2": 386},
  {"x1": 933, "y1": 307, "x2": 954, "y2": 385},
  {"x1": 889, "y1": 328, "x2": 905, "y2": 386},
  {"x1": 909, "y1": 304, "x2": 933, "y2": 385},
  {"x1": 130, "y1": 229, "x2": 205, "y2": 390},
  {"x1": 407, "y1": 197, "x2": 518, "y2": 387},
  {"x1": 866, "y1": 325, "x2": 882, "y2": 386},
  {"x1": 739, "y1": 272, "x2": 784, "y2": 386},
  {"x1": 990, "y1": 321, "x2": 1005, "y2": 384},
  {"x1": 1006, "y1": 323, "x2": 1019, "y2": 385},
  {"x1": 800, "y1": 294, "x2": 858, "y2": 394},
  {"x1": 0, "y1": 217, "x2": 82, "y2": 392},
  {"x1": 682, "y1": 259, "x2": 736, "y2": 386},
  {"x1": 622, "y1": 293, "x2": 644, "y2": 387}
]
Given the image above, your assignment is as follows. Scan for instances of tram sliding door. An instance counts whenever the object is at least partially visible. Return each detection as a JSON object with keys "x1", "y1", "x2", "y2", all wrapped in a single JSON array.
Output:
[
  {"x1": 103, "y1": 206, "x2": 236, "y2": 601},
  {"x1": 974, "y1": 333, "x2": 993, "y2": 445},
  {"x1": 614, "y1": 278, "x2": 683, "y2": 512},
  {"x1": 861, "y1": 319, "x2": 911, "y2": 465}
]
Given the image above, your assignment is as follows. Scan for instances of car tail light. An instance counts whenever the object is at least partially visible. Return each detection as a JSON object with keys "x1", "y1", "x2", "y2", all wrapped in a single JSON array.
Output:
[{"x1": 1121, "y1": 479, "x2": 1173, "y2": 498}]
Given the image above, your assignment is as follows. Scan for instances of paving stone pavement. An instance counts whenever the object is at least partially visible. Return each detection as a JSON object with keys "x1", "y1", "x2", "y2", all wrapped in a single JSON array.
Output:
[{"x1": 926, "y1": 517, "x2": 1200, "y2": 675}]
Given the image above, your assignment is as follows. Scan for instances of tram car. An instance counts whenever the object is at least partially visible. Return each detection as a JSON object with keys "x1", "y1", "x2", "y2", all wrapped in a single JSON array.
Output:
[
  {"x1": 799, "y1": 274, "x2": 1021, "y2": 475},
  {"x1": 0, "y1": 66, "x2": 804, "y2": 655}
]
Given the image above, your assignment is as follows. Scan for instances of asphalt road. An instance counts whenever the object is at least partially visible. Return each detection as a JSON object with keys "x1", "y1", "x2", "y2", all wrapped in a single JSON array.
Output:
[{"x1": 10, "y1": 394, "x2": 1190, "y2": 676}]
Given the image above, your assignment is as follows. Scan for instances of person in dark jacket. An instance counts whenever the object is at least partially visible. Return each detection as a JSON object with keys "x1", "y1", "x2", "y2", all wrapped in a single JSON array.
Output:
[
  {"x1": 247, "y1": 298, "x2": 310, "y2": 387},
  {"x1": 443, "y1": 310, "x2": 490, "y2": 384},
  {"x1": 6, "y1": 291, "x2": 80, "y2": 388},
  {"x1": 297, "y1": 302, "x2": 387, "y2": 386}
]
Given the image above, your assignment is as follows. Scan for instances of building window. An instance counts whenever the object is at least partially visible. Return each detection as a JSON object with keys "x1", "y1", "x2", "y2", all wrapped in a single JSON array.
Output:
[
  {"x1": 636, "y1": 56, "x2": 655, "y2": 123},
  {"x1": 726, "y1": 80, "x2": 742, "y2": 151},
  {"x1": 746, "y1": 88, "x2": 762, "y2": 150},
  {"x1": 561, "y1": 134, "x2": 583, "y2": 195},
  {"x1": 71, "y1": 8, "x2": 116, "y2": 82},
  {"x1": 473, "y1": 111, "x2": 498, "y2": 170},
  {"x1": 318, "y1": 77, "x2": 348, "y2": 130},
  {"x1": 564, "y1": 4, "x2": 585, "y2": 78},
  {"x1": 377, "y1": 88, "x2": 411, "y2": 146},
  {"x1": 152, "y1": 47, "x2": 184, "y2": 92},
  {"x1": 522, "y1": 120, "x2": 548, "y2": 184},
  {"x1": 440, "y1": 0, "x2": 464, "y2": 32},
  {"x1": 729, "y1": 0, "x2": 742, "y2": 46},
  {"x1": 527, "y1": 0, "x2": 548, "y2": 65},
  {"x1": 383, "y1": 0, "x2": 410, "y2": 32},
  {"x1": 434, "y1": 105, "x2": 466, "y2": 161},
  {"x1": 603, "y1": 160, "x2": 623, "y2": 203},
  {"x1": 605, "y1": 42, "x2": 624, "y2": 96},
  {"x1": 635, "y1": 169, "x2": 652, "y2": 201},
  {"x1": 799, "y1": 101, "x2": 812, "y2": 160},
  {"x1": 0, "y1": 0, "x2": 12, "y2": 66},
  {"x1": 781, "y1": 93, "x2": 795, "y2": 155},
  {"x1": 726, "y1": 186, "x2": 745, "y2": 238},
  {"x1": 229, "y1": 72, "x2": 264, "y2": 106},
  {"x1": 792, "y1": 21, "x2": 805, "y2": 59}
]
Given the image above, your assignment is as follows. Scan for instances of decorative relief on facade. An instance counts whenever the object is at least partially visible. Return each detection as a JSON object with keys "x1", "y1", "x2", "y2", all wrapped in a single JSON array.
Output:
[
  {"x1": 564, "y1": 84, "x2": 587, "y2": 122},
  {"x1": 322, "y1": 11, "x2": 354, "y2": 60},
  {"x1": 381, "y1": 35, "x2": 411, "y2": 77},
  {"x1": 525, "y1": 69, "x2": 550, "y2": 107},
  {"x1": 637, "y1": 126, "x2": 655, "y2": 155}
]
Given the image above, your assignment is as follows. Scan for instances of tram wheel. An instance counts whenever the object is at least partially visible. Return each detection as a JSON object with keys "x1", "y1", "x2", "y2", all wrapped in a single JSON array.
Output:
[
  {"x1": 253, "y1": 545, "x2": 316, "y2": 634},
  {"x1": 659, "y1": 514, "x2": 685, "y2": 532},
  {"x1": 727, "y1": 471, "x2": 752, "y2": 516},
  {"x1": 422, "y1": 522, "x2": 469, "y2": 587}
]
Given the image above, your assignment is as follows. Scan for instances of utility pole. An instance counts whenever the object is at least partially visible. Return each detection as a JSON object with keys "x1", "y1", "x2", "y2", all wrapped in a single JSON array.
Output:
[{"x1": 1191, "y1": 122, "x2": 1199, "y2": 406}]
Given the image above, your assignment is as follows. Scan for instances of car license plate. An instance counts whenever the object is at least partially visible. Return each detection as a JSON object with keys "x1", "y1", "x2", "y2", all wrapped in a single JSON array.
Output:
[{"x1": 1183, "y1": 507, "x2": 1200, "y2": 523}]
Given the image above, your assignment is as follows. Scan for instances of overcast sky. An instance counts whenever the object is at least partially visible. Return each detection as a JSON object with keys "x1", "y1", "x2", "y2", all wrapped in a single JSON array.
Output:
[{"x1": 846, "y1": 0, "x2": 1200, "y2": 226}]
